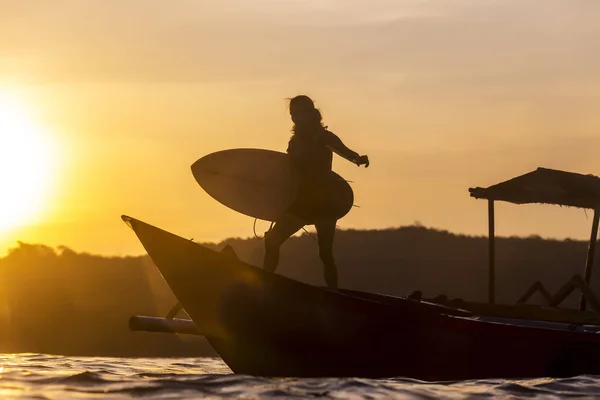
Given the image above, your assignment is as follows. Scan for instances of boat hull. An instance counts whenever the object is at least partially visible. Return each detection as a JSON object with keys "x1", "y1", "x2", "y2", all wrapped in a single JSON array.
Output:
[{"x1": 123, "y1": 215, "x2": 600, "y2": 380}]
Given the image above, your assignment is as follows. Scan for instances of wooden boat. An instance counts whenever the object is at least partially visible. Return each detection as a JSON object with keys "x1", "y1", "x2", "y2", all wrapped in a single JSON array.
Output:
[{"x1": 123, "y1": 208, "x2": 600, "y2": 380}]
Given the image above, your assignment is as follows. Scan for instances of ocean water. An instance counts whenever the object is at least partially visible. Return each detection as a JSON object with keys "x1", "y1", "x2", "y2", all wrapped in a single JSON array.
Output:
[{"x1": 0, "y1": 354, "x2": 599, "y2": 399}]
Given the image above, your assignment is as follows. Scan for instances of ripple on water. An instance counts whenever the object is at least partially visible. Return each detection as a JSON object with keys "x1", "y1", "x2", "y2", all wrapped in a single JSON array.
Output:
[{"x1": 0, "y1": 354, "x2": 600, "y2": 399}]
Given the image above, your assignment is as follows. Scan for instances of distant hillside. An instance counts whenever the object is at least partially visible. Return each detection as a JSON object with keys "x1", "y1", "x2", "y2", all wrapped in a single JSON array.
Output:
[
  {"x1": 0, "y1": 243, "x2": 213, "y2": 357},
  {"x1": 0, "y1": 225, "x2": 597, "y2": 356},
  {"x1": 216, "y1": 225, "x2": 596, "y2": 306}
]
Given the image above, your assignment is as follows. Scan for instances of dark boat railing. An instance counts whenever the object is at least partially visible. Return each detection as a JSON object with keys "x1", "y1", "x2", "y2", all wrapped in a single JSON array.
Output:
[{"x1": 518, "y1": 274, "x2": 600, "y2": 314}]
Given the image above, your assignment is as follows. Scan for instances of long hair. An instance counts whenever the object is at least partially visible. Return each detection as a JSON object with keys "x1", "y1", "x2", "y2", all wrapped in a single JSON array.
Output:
[{"x1": 288, "y1": 95, "x2": 326, "y2": 134}]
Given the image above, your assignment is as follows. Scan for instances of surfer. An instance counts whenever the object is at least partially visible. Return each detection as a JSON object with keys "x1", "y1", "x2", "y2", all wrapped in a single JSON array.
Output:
[{"x1": 263, "y1": 95, "x2": 369, "y2": 290}]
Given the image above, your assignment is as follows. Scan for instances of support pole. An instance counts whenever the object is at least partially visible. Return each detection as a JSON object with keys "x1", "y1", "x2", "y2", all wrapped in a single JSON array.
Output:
[
  {"x1": 580, "y1": 208, "x2": 600, "y2": 311},
  {"x1": 488, "y1": 200, "x2": 496, "y2": 305}
]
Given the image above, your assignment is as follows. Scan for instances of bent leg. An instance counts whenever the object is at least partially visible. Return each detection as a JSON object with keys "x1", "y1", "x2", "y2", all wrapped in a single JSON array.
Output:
[
  {"x1": 315, "y1": 219, "x2": 338, "y2": 290},
  {"x1": 263, "y1": 212, "x2": 306, "y2": 273}
]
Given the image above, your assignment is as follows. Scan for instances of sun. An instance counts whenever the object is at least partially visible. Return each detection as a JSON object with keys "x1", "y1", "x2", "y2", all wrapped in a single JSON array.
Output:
[{"x1": 0, "y1": 90, "x2": 57, "y2": 232}]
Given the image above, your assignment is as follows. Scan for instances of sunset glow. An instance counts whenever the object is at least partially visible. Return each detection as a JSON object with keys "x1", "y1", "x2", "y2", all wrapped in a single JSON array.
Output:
[
  {"x1": 0, "y1": 90, "x2": 57, "y2": 232},
  {"x1": 0, "y1": 1, "x2": 598, "y2": 255}
]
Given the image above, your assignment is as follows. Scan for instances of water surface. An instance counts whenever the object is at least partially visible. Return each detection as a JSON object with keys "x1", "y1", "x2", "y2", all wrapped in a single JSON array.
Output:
[{"x1": 0, "y1": 354, "x2": 598, "y2": 399}]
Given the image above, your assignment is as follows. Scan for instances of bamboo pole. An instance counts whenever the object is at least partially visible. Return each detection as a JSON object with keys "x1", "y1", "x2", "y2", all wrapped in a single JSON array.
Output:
[
  {"x1": 488, "y1": 200, "x2": 496, "y2": 305},
  {"x1": 580, "y1": 208, "x2": 600, "y2": 311}
]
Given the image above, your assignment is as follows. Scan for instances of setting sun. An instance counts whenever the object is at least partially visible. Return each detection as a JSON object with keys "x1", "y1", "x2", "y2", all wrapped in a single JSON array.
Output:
[{"x1": 0, "y1": 90, "x2": 57, "y2": 232}]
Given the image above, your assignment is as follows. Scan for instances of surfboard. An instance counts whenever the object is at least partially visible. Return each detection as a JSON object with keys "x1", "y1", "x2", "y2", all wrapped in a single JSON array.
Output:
[{"x1": 191, "y1": 148, "x2": 354, "y2": 222}]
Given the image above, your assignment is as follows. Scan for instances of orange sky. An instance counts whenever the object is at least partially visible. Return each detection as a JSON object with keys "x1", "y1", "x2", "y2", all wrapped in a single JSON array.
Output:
[{"x1": 1, "y1": 0, "x2": 600, "y2": 256}]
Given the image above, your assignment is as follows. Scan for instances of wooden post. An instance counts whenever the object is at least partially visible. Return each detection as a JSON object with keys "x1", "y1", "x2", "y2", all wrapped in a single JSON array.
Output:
[
  {"x1": 488, "y1": 200, "x2": 496, "y2": 305},
  {"x1": 580, "y1": 208, "x2": 600, "y2": 311}
]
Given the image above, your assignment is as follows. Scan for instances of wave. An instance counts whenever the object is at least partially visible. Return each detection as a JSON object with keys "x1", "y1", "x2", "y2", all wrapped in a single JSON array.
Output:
[{"x1": 1, "y1": 354, "x2": 599, "y2": 399}]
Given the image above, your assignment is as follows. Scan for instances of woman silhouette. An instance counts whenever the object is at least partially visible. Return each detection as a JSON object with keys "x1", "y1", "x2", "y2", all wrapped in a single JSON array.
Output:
[{"x1": 263, "y1": 95, "x2": 369, "y2": 289}]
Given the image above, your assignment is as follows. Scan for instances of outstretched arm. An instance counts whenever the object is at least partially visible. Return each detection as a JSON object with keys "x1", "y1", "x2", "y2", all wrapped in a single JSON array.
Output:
[{"x1": 325, "y1": 132, "x2": 370, "y2": 167}]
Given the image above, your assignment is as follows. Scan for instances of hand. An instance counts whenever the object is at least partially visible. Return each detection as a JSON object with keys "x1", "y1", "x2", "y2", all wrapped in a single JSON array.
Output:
[{"x1": 356, "y1": 155, "x2": 369, "y2": 168}]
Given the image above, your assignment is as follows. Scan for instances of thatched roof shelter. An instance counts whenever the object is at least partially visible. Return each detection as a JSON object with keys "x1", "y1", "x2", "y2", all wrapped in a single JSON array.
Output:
[
  {"x1": 469, "y1": 167, "x2": 600, "y2": 309},
  {"x1": 469, "y1": 167, "x2": 600, "y2": 209}
]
